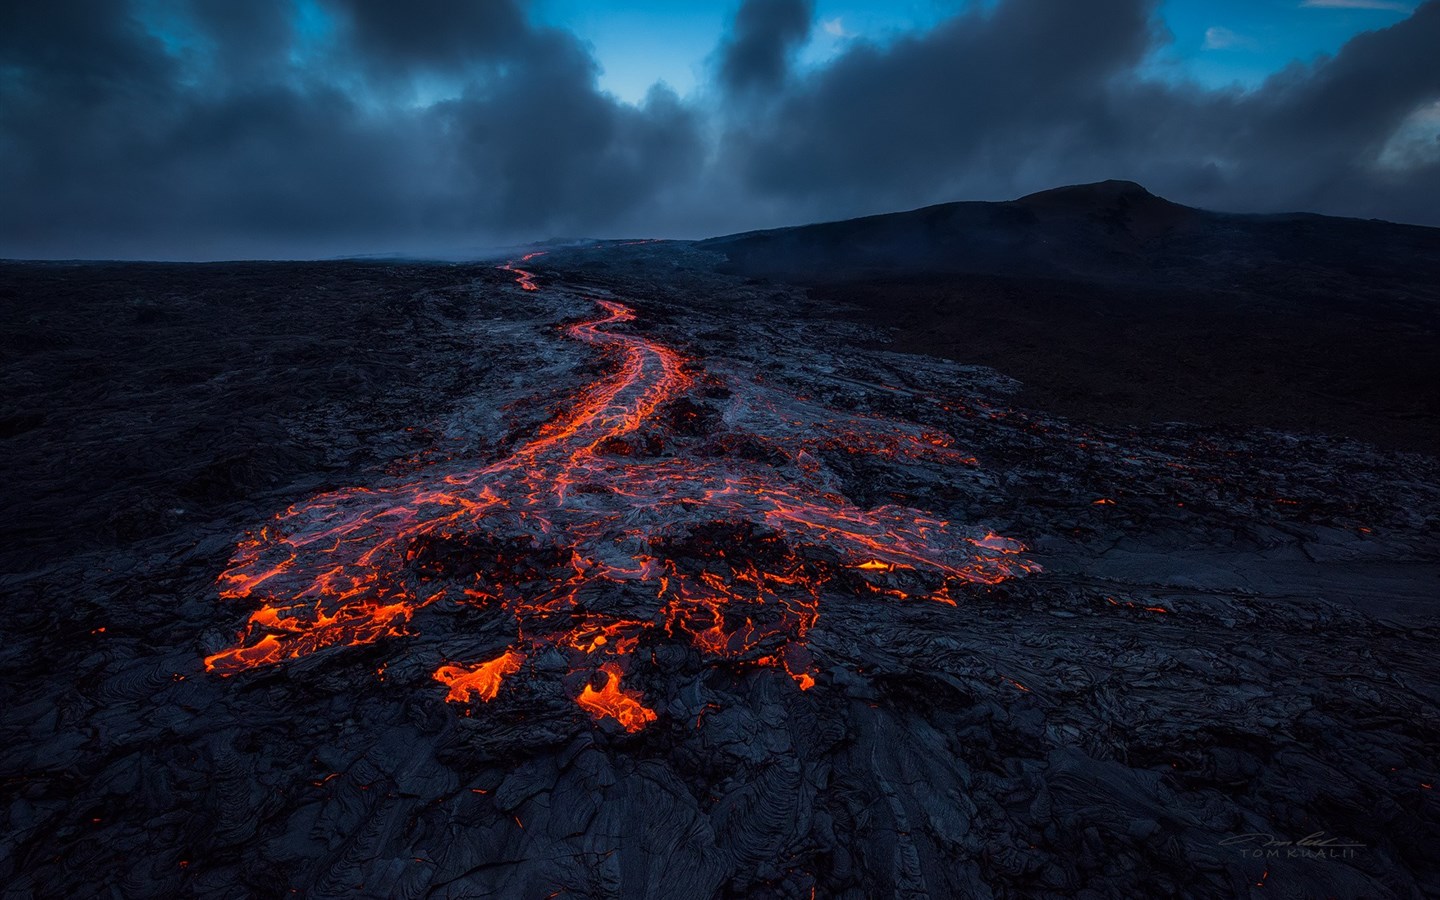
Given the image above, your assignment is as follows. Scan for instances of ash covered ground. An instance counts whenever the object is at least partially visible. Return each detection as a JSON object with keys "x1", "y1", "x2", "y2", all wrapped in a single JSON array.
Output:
[{"x1": 2, "y1": 240, "x2": 1438, "y2": 899}]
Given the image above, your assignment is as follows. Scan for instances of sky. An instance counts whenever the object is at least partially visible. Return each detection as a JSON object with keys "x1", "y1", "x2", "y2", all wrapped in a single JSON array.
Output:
[
  {"x1": 1, "y1": 0, "x2": 1437, "y2": 259},
  {"x1": 535, "y1": 0, "x2": 1421, "y2": 102}
]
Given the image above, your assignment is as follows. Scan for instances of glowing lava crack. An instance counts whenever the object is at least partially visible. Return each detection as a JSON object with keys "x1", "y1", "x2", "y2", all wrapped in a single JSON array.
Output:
[{"x1": 204, "y1": 253, "x2": 1038, "y2": 731}]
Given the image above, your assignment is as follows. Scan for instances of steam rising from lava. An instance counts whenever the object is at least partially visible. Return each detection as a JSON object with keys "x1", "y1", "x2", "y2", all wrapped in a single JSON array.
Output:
[{"x1": 204, "y1": 252, "x2": 1037, "y2": 730}]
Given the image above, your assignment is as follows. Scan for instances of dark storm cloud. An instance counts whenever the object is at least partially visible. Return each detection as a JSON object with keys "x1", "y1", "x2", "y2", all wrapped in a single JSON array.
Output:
[
  {"x1": 178, "y1": 0, "x2": 297, "y2": 76},
  {"x1": 715, "y1": 0, "x2": 815, "y2": 95},
  {"x1": 0, "y1": 0, "x2": 174, "y2": 95},
  {"x1": 722, "y1": 0, "x2": 1157, "y2": 208},
  {"x1": 1202, "y1": 1, "x2": 1440, "y2": 222},
  {"x1": 438, "y1": 51, "x2": 704, "y2": 234},
  {"x1": 322, "y1": 0, "x2": 531, "y2": 72},
  {"x1": 0, "y1": 0, "x2": 1437, "y2": 258},
  {"x1": 0, "y1": 0, "x2": 703, "y2": 258},
  {"x1": 720, "y1": 0, "x2": 1440, "y2": 226}
]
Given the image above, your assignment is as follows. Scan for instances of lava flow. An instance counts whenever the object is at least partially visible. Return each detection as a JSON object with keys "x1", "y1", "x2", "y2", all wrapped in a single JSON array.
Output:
[{"x1": 204, "y1": 251, "x2": 1037, "y2": 730}]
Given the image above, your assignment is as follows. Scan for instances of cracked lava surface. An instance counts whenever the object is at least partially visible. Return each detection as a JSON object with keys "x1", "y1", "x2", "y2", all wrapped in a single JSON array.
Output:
[
  {"x1": 7, "y1": 243, "x2": 1437, "y2": 899},
  {"x1": 204, "y1": 254, "x2": 1037, "y2": 730}
]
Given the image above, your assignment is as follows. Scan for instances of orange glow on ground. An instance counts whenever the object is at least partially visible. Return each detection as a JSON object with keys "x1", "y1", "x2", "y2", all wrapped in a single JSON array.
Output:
[{"x1": 203, "y1": 253, "x2": 1037, "y2": 729}]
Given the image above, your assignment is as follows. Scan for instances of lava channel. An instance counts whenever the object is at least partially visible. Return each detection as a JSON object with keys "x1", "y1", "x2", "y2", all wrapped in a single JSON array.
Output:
[{"x1": 203, "y1": 251, "x2": 1038, "y2": 730}]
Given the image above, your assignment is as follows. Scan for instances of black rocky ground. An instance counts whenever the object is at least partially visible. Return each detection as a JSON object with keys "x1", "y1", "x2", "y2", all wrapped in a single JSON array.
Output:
[{"x1": 2, "y1": 243, "x2": 1438, "y2": 899}]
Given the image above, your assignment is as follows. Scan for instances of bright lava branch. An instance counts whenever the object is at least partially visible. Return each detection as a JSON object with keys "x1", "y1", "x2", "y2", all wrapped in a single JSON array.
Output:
[{"x1": 204, "y1": 253, "x2": 1037, "y2": 731}]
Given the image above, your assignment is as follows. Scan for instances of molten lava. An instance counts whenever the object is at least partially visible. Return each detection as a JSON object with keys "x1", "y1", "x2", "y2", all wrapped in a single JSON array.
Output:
[
  {"x1": 576, "y1": 663, "x2": 658, "y2": 732},
  {"x1": 434, "y1": 649, "x2": 525, "y2": 704},
  {"x1": 204, "y1": 250, "x2": 1038, "y2": 729}
]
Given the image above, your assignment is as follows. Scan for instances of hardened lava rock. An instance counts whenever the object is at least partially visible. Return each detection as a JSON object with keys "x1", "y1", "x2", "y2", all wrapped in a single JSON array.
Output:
[{"x1": 1, "y1": 247, "x2": 1436, "y2": 899}]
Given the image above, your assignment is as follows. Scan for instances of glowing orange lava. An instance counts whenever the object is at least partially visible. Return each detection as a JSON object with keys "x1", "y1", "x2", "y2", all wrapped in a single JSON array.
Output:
[
  {"x1": 204, "y1": 251, "x2": 1038, "y2": 729},
  {"x1": 576, "y1": 663, "x2": 658, "y2": 732},
  {"x1": 434, "y1": 649, "x2": 526, "y2": 703}
]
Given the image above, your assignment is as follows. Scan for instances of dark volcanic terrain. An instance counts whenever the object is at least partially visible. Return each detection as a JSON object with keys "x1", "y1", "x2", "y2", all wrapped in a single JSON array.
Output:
[
  {"x1": 704, "y1": 181, "x2": 1440, "y2": 452},
  {"x1": 2, "y1": 187, "x2": 1439, "y2": 899}
]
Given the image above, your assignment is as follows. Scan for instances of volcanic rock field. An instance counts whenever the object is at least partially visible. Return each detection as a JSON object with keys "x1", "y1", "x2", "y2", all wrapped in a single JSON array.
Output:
[{"x1": 2, "y1": 238, "x2": 1437, "y2": 898}]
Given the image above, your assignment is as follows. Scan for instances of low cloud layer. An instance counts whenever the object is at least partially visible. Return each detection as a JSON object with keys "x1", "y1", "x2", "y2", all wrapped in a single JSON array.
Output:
[{"x1": 2, "y1": 0, "x2": 1437, "y2": 258}]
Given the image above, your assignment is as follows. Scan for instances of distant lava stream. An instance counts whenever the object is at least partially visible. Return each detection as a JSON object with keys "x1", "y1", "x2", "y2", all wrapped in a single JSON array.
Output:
[{"x1": 204, "y1": 252, "x2": 1037, "y2": 730}]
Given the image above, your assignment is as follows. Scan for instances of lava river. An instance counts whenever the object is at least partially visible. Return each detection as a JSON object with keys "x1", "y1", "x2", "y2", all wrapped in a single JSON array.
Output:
[{"x1": 204, "y1": 253, "x2": 1038, "y2": 730}]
